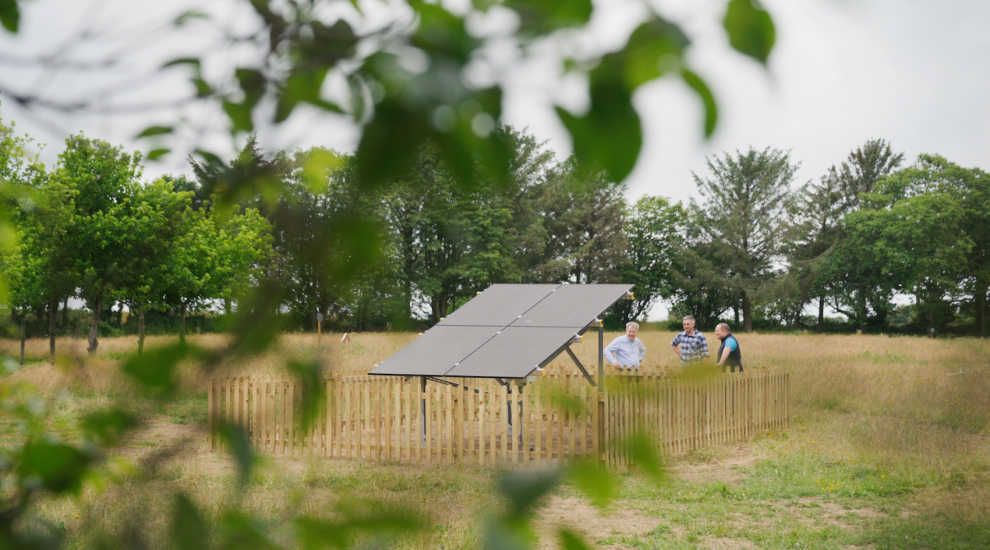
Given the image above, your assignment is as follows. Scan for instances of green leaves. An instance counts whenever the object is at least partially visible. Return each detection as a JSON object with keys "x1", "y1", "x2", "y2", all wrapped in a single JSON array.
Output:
[
  {"x1": 286, "y1": 359, "x2": 325, "y2": 435},
  {"x1": 624, "y1": 432, "x2": 667, "y2": 481},
  {"x1": 17, "y1": 440, "x2": 92, "y2": 495},
  {"x1": 559, "y1": 529, "x2": 593, "y2": 550},
  {"x1": 503, "y1": 0, "x2": 593, "y2": 35},
  {"x1": 354, "y1": 54, "x2": 509, "y2": 191},
  {"x1": 80, "y1": 409, "x2": 137, "y2": 446},
  {"x1": 682, "y1": 70, "x2": 718, "y2": 137},
  {"x1": 122, "y1": 342, "x2": 206, "y2": 394},
  {"x1": 567, "y1": 462, "x2": 615, "y2": 509},
  {"x1": 219, "y1": 425, "x2": 255, "y2": 487},
  {"x1": 557, "y1": 55, "x2": 642, "y2": 183},
  {"x1": 556, "y1": 15, "x2": 716, "y2": 182},
  {"x1": 724, "y1": 0, "x2": 776, "y2": 64},
  {"x1": 294, "y1": 507, "x2": 421, "y2": 549},
  {"x1": 0, "y1": 0, "x2": 19, "y2": 33},
  {"x1": 171, "y1": 494, "x2": 210, "y2": 550},
  {"x1": 136, "y1": 126, "x2": 173, "y2": 138}
]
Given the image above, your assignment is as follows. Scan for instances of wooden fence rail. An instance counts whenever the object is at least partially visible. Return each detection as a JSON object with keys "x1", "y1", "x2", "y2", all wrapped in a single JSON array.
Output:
[{"x1": 207, "y1": 368, "x2": 788, "y2": 467}]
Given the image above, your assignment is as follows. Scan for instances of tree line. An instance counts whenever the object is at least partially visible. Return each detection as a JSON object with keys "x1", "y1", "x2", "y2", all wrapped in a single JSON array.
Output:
[{"x1": 2, "y1": 119, "x2": 988, "y2": 362}]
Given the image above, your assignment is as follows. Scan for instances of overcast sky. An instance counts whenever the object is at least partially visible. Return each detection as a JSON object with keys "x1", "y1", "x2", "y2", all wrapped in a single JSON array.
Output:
[{"x1": 1, "y1": 0, "x2": 987, "y2": 319}]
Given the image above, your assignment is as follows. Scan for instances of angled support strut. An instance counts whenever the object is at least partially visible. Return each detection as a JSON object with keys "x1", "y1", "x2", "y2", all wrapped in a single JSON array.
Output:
[{"x1": 565, "y1": 345, "x2": 597, "y2": 388}]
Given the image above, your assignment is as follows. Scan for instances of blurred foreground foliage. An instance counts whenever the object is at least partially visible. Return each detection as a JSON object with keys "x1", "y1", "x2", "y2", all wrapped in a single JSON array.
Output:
[{"x1": 0, "y1": 0, "x2": 776, "y2": 548}]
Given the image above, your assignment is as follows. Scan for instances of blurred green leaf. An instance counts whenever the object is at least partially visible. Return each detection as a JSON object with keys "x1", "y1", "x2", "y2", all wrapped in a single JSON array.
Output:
[
  {"x1": 723, "y1": 0, "x2": 775, "y2": 64},
  {"x1": 0, "y1": 0, "x2": 19, "y2": 33},
  {"x1": 275, "y1": 68, "x2": 341, "y2": 123},
  {"x1": 122, "y1": 342, "x2": 205, "y2": 394},
  {"x1": 219, "y1": 425, "x2": 254, "y2": 488},
  {"x1": 499, "y1": 469, "x2": 560, "y2": 517},
  {"x1": 171, "y1": 494, "x2": 211, "y2": 550},
  {"x1": 80, "y1": 409, "x2": 137, "y2": 446},
  {"x1": 162, "y1": 57, "x2": 201, "y2": 70},
  {"x1": 412, "y1": 4, "x2": 477, "y2": 63},
  {"x1": 557, "y1": 56, "x2": 642, "y2": 183},
  {"x1": 681, "y1": 69, "x2": 718, "y2": 137},
  {"x1": 567, "y1": 462, "x2": 615, "y2": 509},
  {"x1": 559, "y1": 529, "x2": 592, "y2": 550},
  {"x1": 175, "y1": 10, "x2": 208, "y2": 25},
  {"x1": 136, "y1": 126, "x2": 173, "y2": 138},
  {"x1": 218, "y1": 512, "x2": 279, "y2": 550},
  {"x1": 225, "y1": 68, "x2": 266, "y2": 134},
  {"x1": 194, "y1": 149, "x2": 224, "y2": 166},
  {"x1": 620, "y1": 17, "x2": 689, "y2": 89},
  {"x1": 485, "y1": 516, "x2": 535, "y2": 550},
  {"x1": 18, "y1": 440, "x2": 92, "y2": 495},
  {"x1": 295, "y1": 507, "x2": 421, "y2": 549},
  {"x1": 286, "y1": 359, "x2": 324, "y2": 434},
  {"x1": 193, "y1": 77, "x2": 213, "y2": 97},
  {"x1": 625, "y1": 432, "x2": 666, "y2": 481},
  {"x1": 504, "y1": 0, "x2": 593, "y2": 35},
  {"x1": 147, "y1": 148, "x2": 171, "y2": 161},
  {"x1": 223, "y1": 101, "x2": 254, "y2": 134}
]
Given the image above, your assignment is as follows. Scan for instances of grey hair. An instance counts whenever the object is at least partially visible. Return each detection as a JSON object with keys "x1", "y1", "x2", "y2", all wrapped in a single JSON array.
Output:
[
  {"x1": 716, "y1": 322, "x2": 731, "y2": 332},
  {"x1": 626, "y1": 321, "x2": 640, "y2": 330},
  {"x1": 682, "y1": 315, "x2": 696, "y2": 323}
]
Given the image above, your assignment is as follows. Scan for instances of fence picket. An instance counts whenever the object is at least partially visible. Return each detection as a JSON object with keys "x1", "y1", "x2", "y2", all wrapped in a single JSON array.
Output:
[{"x1": 208, "y1": 369, "x2": 789, "y2": 468}]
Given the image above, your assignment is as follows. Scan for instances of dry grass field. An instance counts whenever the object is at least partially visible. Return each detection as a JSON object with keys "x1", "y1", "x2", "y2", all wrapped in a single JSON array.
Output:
[{"x1": 2, "y1": 330, "x2": 989, "y2": 549}]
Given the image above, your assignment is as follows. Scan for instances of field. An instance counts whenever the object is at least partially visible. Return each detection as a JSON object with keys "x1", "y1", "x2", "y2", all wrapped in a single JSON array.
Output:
[{"x1": 2, "y1": 331, "x2": 989, "y2": 549}]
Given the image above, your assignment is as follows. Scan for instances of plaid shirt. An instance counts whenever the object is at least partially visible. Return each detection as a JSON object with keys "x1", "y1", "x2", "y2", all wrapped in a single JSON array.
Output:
[{"x1": 671, "y1": 330, "x2": 709, "y2": 366}]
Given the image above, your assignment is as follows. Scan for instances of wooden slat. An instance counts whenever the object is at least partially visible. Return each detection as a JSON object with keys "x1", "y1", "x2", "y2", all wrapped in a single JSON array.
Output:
[
  {"x1": 363, "y1": 382, "x2": 371, "y2": 460},
  {"x1": 499, "y1": 384, "x2": 508, "y2": 465},
  {"x1": 535, "y1": 384, "x2": 543, "y2": 467},
  {"x1": 386, "y1": 382, "x2": 394, "y2": 461}
]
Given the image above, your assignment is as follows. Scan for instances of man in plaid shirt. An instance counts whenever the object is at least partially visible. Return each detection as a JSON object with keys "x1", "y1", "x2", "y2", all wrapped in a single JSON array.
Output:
[{"x1": 671, "y1": 315, "x2": 710, "y2": 366}]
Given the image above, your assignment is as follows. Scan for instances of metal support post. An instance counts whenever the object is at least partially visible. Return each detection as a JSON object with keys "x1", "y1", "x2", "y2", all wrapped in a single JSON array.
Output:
[
  {"x1": 507, "y1": 384, "x2": 513, "y2": 438},
  {"x1": 421, "y1": 376, "x2": 427, "y2": 447},
  {"x1": 598, "y1": 325, "x2": 604, "y2": 384}
]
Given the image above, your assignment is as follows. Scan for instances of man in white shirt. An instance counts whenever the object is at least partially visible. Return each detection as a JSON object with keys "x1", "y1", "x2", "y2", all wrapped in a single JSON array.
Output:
[{"x1": 603, "y1": 321, "x2": 647, "y2": 371}]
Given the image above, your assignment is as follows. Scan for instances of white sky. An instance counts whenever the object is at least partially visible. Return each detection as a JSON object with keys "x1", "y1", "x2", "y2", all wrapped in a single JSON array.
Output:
[{"x1": 2, "y1": 0, "x2": 988, "y2": 320}]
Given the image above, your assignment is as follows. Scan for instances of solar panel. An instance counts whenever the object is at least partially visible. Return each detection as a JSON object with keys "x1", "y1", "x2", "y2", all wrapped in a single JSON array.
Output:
[
  {"x1": 369, "y1": 283, "x2": 633, "y2": 379},
  {"x1": 437, "y1": 284, "x2": 559, "y2": 326},
  {"x1": 445, "y1": 327, "x2": 581, "y2": 378},
  {"x1": 510, "y1": 284, "x2": 634, "y2": 327},
  {"x1": 370, "y1": 326, "x2": 501, "y2": 376}
]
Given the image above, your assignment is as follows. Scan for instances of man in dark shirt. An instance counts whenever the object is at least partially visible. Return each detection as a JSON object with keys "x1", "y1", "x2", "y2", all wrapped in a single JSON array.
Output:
[{"x1": 713, "y1": 323, "x2": 743, "y2": 373}]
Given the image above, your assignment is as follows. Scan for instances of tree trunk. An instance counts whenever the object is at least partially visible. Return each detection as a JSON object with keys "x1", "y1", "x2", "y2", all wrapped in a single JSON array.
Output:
[
  {"x1": 117, "y1": 301, "x2": 124, "y2": 325},
  {"x1": 48, "y1": 299, "x2": 57, "y2": 364},
  {"x1": 179, "y1": 301, "x2": 187, "y2": 346},
  {"x1": 976, "y1": 279, "x2": 987, "y2": 337},
  {"x1": 62, "y1": 297, "x2": 69, "y2": 327},
  {"x1": 138, "y1": 302, "x2": 146, "y2": 355},
  {"x1": 224, "y1": 298, "x2": 232, "y2": 316},
  {"x1": 742, "y1": 291, "x2": 753, "y2": 333},
  {"x1": 817, "y1": 294, "x2": 825, "y2": 334},
  {"x1": 87, "y1": 298, "x2": 102, "y2": 356},
  {"x1": 19, "y1": 313, "x2": 26, "y2": 366},
  {"x1": 733, "y1": 304, "x2": 740, "y2": 325}
]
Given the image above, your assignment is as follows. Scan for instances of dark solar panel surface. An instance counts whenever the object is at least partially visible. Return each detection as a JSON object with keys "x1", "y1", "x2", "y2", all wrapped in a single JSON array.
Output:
[
  {"x1": 445, "y1": 327, "x2": 581, "y2": 378},
  {"x1": 370, "y1": 284, "x2": 632, "y2": 378},
  {"x1": 510, "y1": 284, "x2": 635, "y2": 327},
  {"x1": 369, "y1": 326, "x2": 501, "y2": 376},
  {"x1": 437, "y1": 284, "x2": 559, "y2": 326}
]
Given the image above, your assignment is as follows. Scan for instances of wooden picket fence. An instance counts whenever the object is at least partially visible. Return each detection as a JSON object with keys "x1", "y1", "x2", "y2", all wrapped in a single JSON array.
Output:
[{"x1": 207, "y1": 368, "x2": 788, "y2": 467}]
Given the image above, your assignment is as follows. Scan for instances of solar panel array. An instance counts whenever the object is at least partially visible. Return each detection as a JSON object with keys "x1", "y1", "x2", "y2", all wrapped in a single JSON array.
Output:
[{"x1": 369, "y1": 284, "x2": 633, "y2": 379}]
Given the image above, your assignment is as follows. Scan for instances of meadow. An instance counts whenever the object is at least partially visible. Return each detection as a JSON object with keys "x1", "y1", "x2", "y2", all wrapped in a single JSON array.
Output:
[{"x1": 2, "y1": 330, "x2": 989, "y2": 549}]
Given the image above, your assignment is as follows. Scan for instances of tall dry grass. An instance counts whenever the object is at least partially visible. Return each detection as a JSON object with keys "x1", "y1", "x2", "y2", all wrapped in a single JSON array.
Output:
[{"x1": 3, "y1": 330, "x2": 989, "y2": 544}]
